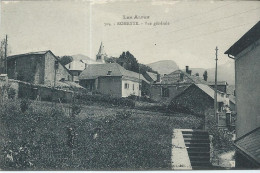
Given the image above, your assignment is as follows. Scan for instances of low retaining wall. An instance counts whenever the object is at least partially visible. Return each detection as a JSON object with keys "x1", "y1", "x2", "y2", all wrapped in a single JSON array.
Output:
[{"x1": 8, "y1": 79, "x2": 73, "y2": 103}]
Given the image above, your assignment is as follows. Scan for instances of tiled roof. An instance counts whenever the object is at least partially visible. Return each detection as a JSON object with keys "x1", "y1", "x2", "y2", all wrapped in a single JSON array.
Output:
[
  {"x1": 160, "y1": 70, "x2": 208, "y2": 85},
  {"x1": 225, "y1": 21, "x2": 260, "y2": 57},
  {"x1": 146, "y1": 71, "x2": 158, "y2": 81},
  {"x1": 7, "y1": 50, "x2": 50, "y2": 60},
  {"x1": 235, "y1": 127, "x2": 260, "y2": 165},
  {"x1": 195, "y1": 84, "x2": 226, "y2": 102},
  {"x1": 7, "y1": 50, "x2": 72, "y2": 76},
  {"x1": 79, "y1": 63, "x2": 148, "y2": 83}
]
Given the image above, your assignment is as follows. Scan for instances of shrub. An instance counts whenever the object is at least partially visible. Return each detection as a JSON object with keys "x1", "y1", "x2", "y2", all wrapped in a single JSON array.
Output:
[
  {"x1": 75, "y1": 92, "x2": 135, "y2": 108},
  {"x1": 205, "y1": 111, "x2": 234, "y2": 153},
  {"x1": 116, "y1": 110, "x2": 132, "y2": 120},
  {"x1": 7, "y1": 87, "x2": 16, "y2": 99},
  {"x1": 20, "y1": 99, "x2": 31, "y2": 113}
]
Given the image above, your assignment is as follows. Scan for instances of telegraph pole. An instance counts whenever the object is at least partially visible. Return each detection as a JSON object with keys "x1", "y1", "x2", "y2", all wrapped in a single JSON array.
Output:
[
  {"x1": 4, "y1": 35, "x2": 8, "y2": 74},
  {"x1": 214, "y1": 47, "x2": 218, "y2": 122}
]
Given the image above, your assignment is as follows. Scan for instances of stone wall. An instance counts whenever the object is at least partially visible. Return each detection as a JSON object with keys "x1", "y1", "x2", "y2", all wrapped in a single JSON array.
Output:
[
  {"x1": 7, "y1": 79, "x2": 73, "y2": 103},
  {"x1": 44, "y1": 52, "x2": 72, "y2": 86},
  {"x1": 150, "y1": 84, "x2": 188, "y2": 103},
  {"x1": 7, "y1": 54, "x2": 45, "y2": 84},
  {"x1": 169, "y1": 85, "x2": 214, "y2": 115}
]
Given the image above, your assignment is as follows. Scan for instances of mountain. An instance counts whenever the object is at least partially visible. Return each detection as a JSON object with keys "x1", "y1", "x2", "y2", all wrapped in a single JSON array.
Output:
[
  {"x1": 207, "y1": 61, "x2": 235, "y2": 85},
  {"x1": 188, "y1": 62, "x2": 235, "y2": 85},
  {"x1": 72, "y1": 54, "x2": 92, "y2": 61},
  {"x1": 149, "y1": 60, "x2": 235, "y2": 85},
  {"x1": 147, "y1": 60, "x2": 179, "y2": 75}
]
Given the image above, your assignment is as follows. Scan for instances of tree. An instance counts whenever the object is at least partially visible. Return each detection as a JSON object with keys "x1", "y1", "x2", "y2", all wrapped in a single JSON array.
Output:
[
  {"x1": 59, "y1": 56, "x2": 73, "y2": 65},
  {"x1": 203, "y1": 70, "x2": 208, "y2": 81},
  {"x1": 118, "y1": 51, "x2": 139, "y2": 73},
  {"x1": 0, "y1": 38, "x2": 7, "y2": 74}
]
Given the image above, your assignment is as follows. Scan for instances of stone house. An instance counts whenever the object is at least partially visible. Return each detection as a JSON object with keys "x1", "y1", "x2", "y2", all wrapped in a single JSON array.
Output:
[
  {"x1": 7, "y1": 50, "x2": 72, "y2": 86},
  {"x1": 150, "y1": 66, "x2": 208, "y2": 103},
  {"x1": 225, "y1": 21, "x2": 260, "y2": 168},
  {"x1": 168, "y1": 83, "x2": 228, "y2": 115},
  {"x1": 79, "y1": 63, "x2": 149, "y2": 98}
]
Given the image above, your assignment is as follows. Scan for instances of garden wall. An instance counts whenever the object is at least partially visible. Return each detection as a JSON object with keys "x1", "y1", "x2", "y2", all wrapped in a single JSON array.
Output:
[{"x1": 8, "y1": 79, "x2": 73, "y2": 103}]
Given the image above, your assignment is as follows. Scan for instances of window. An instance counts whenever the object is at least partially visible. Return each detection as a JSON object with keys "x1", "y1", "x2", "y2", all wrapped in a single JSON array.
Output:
[
  {"x1": 162, "y1": 87, "x2": 169, "y2": 97},
  {"x1": 125, "y1": 83, "x2": 128, "y2": 89},
  {"x1": 54, "y1": 60, "x2": 59, "y2": 69},
  {"x1": 133, "y1": 84, "x2": 134, "y2": 91},
  {"x1": 107, "y1": 70, "x2": 112, "y2": 75}
]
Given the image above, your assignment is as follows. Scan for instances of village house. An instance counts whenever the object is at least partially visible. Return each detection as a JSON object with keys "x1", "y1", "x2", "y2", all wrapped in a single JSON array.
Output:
[
  {"x1": 143, "y1": 71, "x2": 160, "y2": 84},
  {"x1": 7, "y1": 50, "x2": 72, "y2": 86},
  {"x1": 208, "y1": 81, "x2": 228, "y2": 93},
  {"x1": 168, "y1": 83, "x2": 228, "y2": 115},
  {"x1": 79, "y1": 63, "x2": 149, "y2": 98},
  {"x1": 150, "y1": 66, "x2": 208, "y2": 103},
  {"x1": 66, "y1": 60, "x2": 87, "y2": 83},
  {"x1": 225, "y1": 21, "x2": 260, "y2": 168},
  {"x1": 66, "y1": 42, "x2": 107, "y2": 83}
]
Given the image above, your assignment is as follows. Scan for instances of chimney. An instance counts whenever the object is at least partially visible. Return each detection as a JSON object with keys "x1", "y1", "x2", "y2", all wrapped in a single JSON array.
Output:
[
  {"x1": 189, "y1": 70, "x2": 192, "y2": 76},
  {"x1": 185, "y1": 66, "x2": 189, "y2": 73},
  {"x1": 156, "y1": 74, "x2": 161, "y2": 82}
]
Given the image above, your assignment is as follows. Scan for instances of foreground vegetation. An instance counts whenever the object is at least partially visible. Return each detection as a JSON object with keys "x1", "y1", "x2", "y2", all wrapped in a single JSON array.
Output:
[{"x1": 0, "y1": 98, "x2": 203, "y2": 170}]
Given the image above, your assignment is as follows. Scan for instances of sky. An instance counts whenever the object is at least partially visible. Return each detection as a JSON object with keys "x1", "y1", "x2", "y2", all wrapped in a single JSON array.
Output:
[{"x1": 0, "y1": 0, "x2": 259, "y2": 68}]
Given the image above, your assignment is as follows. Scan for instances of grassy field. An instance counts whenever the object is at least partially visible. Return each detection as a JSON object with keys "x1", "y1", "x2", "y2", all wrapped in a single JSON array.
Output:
[{"x1": 0, "y1": 99, "x2": 203, "y2": 170}]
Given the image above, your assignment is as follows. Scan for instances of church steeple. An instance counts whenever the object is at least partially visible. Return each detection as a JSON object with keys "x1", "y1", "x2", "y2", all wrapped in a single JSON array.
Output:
[{"x1": 96, "y1": 42, "x2": 106, "y2": 63}]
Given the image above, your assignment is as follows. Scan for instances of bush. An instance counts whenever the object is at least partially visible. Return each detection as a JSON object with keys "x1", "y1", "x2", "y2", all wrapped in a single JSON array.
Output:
[
  {"x1": 7, "y1": 87, "x2": 16, "y2": 99},
  {"x1": 126, "y1": 95, "x2": 155, "y2": 103},
  {"x1": 205, "y1": 111, "x2": 234, "y2": 153},
  {"x1": 20, "y1": 99, "x2": 31, "y2": 113},
  {"x1": 75, "y1": 92, "x2": 135, "y2": 108},
  {"x1": 116, "y1": 110, "x2": 132, "y2": 120}
]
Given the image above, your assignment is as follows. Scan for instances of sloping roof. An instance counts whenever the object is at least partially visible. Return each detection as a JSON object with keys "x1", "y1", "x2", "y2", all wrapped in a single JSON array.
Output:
[
  {"x1": 7, "y1": 50, "x2": 72, "y2": 76},
  {"x1": 195, "y1": 84, "x2": 226, "y2": 102},
  {"x1": 229, "y1": 95, "x2": 236, "y2": 104},
  {"x1": 208, "y1": 81, "x2": 228, "y2": 86},
  {"x1": 225, "y1": 21, "x2": 260, "y2": 57},
  {"x1": 146, "y1": 71, "x2": 158, "y2": 81},
  {"x1": 79, "y1": 63, "x2": 148, "y2": 83},
  {"x1": 160, "y1": 70, "x2": 208, "y2": 85},
  {"x1": 234, "y1": 127, "x2": 260, "y2": 165},
  {"x1": 7, "y1": 50, "x2": 50, "y2": 60},
  {"x1": 66, "y1": 60, "x2": 86, "y2": 71}
]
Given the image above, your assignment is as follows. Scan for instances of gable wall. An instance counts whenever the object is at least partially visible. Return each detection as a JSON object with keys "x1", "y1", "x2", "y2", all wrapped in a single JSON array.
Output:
[
  {"x1": 7, "y1": 55, "x2": 45, "y2": 84},
  {"x1": 44, "y1": 52, "x2": 72, "y2": 86},
  {"x1": 235, "y1": 39, "x2": 260, "y2": 138}
]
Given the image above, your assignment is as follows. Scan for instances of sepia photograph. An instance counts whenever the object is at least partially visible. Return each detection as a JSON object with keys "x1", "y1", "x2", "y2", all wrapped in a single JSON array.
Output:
[{"x1": 0, "y1": 0, "x2": 259, "y2": 171}]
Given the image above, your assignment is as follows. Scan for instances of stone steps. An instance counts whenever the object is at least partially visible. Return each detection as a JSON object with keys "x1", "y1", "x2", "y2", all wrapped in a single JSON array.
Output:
[{"x1": 182, "y1": 130, "x2": 212, "y2": 170}]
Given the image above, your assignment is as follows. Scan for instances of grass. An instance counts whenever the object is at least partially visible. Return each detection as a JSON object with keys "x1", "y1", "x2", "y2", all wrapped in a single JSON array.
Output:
[{"x1": 0, "y1": 99, "x2": 203, "y2": 170}]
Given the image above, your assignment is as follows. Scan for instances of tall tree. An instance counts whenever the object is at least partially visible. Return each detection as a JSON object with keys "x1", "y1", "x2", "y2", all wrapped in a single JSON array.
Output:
[{"x1": 118, "y1": 51, "x2": 139, "y2": 73}]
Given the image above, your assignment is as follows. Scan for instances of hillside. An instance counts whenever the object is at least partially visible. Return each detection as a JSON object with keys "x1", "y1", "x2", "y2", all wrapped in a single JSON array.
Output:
[
  {"x1": 147, "y1": 60, "x2": 179, "y2": 75},
  {"x1": 71, "y1": 54, "x2": 98, "y2": 64},
  {"x1": 0, "y1": 99, "x2": 202, "y2": 170},
  {"x1": 207, "y1": 62, "x2": 235, "y2": 85}
]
